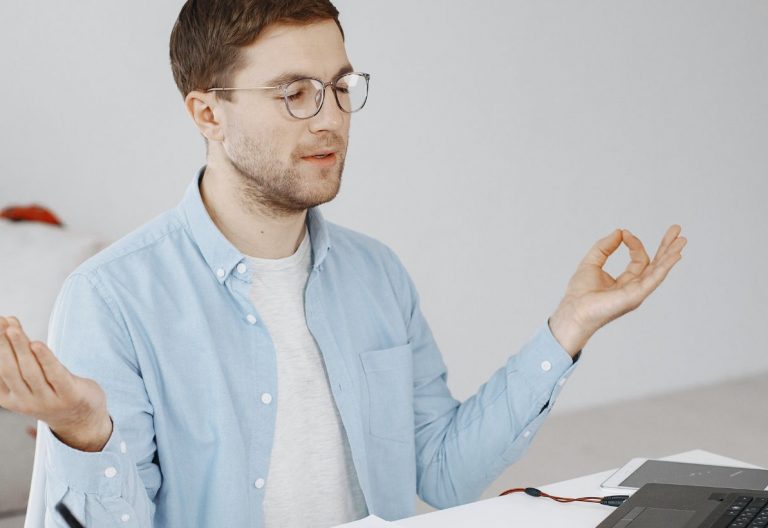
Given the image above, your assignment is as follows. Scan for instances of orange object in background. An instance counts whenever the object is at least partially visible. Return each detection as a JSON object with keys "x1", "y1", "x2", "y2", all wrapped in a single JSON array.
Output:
[{"x1": 0, "y1": 204, "x2": 63, "y2": 226}]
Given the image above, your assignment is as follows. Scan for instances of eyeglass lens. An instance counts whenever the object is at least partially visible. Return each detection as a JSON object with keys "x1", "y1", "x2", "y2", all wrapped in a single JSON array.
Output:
[{"x1": 284, "y1": 73, "x2": 368, "y2": 118}]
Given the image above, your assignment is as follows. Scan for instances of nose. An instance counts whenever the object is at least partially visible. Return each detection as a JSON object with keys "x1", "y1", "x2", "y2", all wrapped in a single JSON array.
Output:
[{"x1": 308, "y1": 82, "x2": 345, "y2": 133}]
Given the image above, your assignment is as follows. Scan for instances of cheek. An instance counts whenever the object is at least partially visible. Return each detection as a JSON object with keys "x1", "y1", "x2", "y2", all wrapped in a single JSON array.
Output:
[
  {"x1": 229, "y1": 101, "x2": 284, "y2": 139},
  {"x1": 232, "y1": 121, "x2": 293, "y2": 159}
]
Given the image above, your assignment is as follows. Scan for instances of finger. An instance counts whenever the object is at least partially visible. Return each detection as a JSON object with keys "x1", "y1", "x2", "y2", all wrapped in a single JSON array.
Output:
[
  {"x1": 0, "y1": 324, "x2": 32, "y2": 397},
  {"x1": 650, "y1": 235, "x2": 687, "y2": 268},
  {"x1": 643, "y1": 249, "x2": 683, "y2": 293},
  {"x1": 5, "y1": 323, "x2": 54, "y2": 395},
  {"x1": 579, "y1": 228, "x2": 623, "y2": 268},
  {"x1": 615, "y1": 229, "x2": 651, "y2": 287},
  {"x1": 29, "y1": 341, "x2": 74, "y2": 396},
  {"x1": 651, "y1": 224, "x2": 682, "y2": 263},
  {"x1": 626, "y1": 242, "x2": 685, "y2": 302}
]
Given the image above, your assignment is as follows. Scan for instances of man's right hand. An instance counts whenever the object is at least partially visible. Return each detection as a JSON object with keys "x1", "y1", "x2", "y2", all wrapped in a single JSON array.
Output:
[{"x1": 0, "y1": 316, "x2": 112, "y2": 452}]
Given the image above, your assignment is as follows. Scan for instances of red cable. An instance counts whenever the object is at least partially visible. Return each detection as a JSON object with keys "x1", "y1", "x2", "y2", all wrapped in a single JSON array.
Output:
[{"x1": 499, "y1": 487, "x2": 628, "y2": 506}]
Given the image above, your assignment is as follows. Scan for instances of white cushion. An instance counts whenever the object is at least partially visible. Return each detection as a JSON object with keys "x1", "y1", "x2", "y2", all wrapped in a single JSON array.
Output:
[{"x1": 0, "y1": 219, "x2": 106, "y2": 355}]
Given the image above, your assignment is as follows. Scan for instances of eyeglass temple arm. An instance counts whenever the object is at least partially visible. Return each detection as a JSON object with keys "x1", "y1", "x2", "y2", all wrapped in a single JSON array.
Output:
[{"x1": 206, "y1": 86, "x2": 278, "y2": 92}]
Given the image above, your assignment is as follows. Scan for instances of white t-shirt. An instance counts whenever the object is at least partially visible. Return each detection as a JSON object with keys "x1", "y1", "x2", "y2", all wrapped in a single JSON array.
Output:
[{"x1": 248, "y1": 229, "x2": 368, "y2": 527}]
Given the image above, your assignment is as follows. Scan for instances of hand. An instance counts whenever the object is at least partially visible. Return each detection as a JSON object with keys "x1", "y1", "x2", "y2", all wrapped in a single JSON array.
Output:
[
  {"x1": 549, "y1": 225, "x2": 687, "y2": 356},
  {"x1": 0, "y1": 316, "x2": 112, "y2": 452}
]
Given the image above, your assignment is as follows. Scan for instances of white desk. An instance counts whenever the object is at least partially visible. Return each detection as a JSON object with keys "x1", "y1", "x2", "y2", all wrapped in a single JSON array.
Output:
[{"x1": 396, "y1": 450, "x2": 764, "y2": 527}]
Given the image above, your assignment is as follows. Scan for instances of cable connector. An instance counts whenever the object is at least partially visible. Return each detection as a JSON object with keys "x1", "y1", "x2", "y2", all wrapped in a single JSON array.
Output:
[{"x1": 600, "y1": 495, "x2": 630, "y2": 507}]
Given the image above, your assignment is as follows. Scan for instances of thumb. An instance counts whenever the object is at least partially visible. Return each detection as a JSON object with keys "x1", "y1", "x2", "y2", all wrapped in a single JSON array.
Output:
[{"x1": 579, "y1": 228, "x2": 623, "y2": 268}]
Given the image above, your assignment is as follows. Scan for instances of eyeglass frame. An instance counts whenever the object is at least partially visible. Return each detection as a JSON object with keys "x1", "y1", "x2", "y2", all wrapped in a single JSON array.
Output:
[{"x1": 206, "y1": 71, "x2": 371, "y2": 119}]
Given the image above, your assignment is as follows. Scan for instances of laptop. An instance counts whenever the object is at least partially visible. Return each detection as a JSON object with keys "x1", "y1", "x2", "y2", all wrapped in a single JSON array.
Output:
[{"x1": 597, "y1": 483, "x2": 768, "y2": 528}]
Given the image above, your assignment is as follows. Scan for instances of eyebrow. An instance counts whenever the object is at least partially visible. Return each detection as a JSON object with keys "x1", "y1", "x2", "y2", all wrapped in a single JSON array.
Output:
[{"x1": 263, "y1": 63, "x2": 355, "y2": 87}]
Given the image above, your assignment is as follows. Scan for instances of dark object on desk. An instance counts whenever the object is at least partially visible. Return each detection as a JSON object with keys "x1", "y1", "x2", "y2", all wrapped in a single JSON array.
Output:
[
  {"x1": 604, "y1": 459, "x2": 768, "y2": 491},
  {"x1": 55, "y1": 501, "x2": 85, "y2": 528},
  {"x1": 597, "y1": 483, "x2": 768, "y2": 528}
]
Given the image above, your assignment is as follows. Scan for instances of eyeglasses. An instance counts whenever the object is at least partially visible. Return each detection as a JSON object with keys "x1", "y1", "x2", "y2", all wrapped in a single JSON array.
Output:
[{"x1": 207, "y1": 72, "x2": 370, "y2": 119}]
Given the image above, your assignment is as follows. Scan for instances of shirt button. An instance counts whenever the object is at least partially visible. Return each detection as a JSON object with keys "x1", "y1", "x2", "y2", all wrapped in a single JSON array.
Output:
[
  {"x1": 120, "y1": 441, "x2": 127, "y2": 454},
  {"x1": 261, "y1": 393, "x2": 272, "y2": 405},
  {"x1": 121, "y1": 513, "x2": 131, "y2": 523},
  {"x1": 254, "y1": 478, "x2": 265, "y2": 489},
  {"x1": 523, "y1": 430, "x2": 532, "y2": 438},
  {"x1": 104, "y1": 466, "x2": 118, "y2": 478},
  {"x1": 246, "y1": 314, "x2": 257, "y2": 325},
  {"x1": 540, "y1": 360, "x2": 552, "y2": 372},
  {"x1": 216, "y1": 268, "x2": 225, "y2": 278},
  {"x1": 237, "y1": 263, "x2": 247, "y2": 274}
]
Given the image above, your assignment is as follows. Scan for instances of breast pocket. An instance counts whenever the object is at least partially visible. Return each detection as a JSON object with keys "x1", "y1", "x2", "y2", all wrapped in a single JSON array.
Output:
[{"x1": 360, "y1": 344, "x2": 414, "y2": 443}]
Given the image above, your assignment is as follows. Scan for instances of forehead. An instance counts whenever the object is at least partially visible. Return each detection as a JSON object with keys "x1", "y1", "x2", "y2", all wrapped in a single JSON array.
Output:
[{"x1": 236, "y1": 19, "x2": 349, "y2": 81}]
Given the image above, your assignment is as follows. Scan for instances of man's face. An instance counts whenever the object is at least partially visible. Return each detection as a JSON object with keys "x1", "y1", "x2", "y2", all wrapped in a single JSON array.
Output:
[{"x1": 216, "y1": 20, "x2": 352, "y2": 214}]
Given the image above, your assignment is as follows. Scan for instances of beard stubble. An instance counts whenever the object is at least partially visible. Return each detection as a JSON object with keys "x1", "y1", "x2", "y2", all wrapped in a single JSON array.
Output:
[{"x1": 225, "y1": 131, "x2": 346, "y2": 218}]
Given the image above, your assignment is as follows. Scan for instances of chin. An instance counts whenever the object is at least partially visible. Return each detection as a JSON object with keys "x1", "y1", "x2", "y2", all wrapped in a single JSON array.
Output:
[
  {"x1": 306, "y1": 186, "x2": 341, "y2": 208},
  {"x1": 308, "y1": 167, "x2": 342, "y2": 193}
]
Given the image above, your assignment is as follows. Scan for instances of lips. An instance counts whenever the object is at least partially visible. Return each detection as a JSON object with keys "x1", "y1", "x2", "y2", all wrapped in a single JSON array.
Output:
[
  {"x1": 300, "y1": 152, "x2": 337, "y2": 166},
  {"x1": 302, "y1": 150, "x2": 336, "y2": 158}
]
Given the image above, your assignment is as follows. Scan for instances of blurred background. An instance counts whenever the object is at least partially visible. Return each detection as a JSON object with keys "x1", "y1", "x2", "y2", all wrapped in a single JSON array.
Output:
[{"x1": 1, "y1": 0, "x2": 766, "y2": 524}]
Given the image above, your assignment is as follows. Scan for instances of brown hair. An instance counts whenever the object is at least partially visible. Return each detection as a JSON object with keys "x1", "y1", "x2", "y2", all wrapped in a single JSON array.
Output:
[{"x1": 170, "y1": 0, "x2": 345, "y2": 101}]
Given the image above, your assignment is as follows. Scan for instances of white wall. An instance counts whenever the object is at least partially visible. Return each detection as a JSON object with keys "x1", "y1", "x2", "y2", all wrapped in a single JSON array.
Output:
[{"x1": 1, "y1": 1, "x2": 766, "y2": 412}]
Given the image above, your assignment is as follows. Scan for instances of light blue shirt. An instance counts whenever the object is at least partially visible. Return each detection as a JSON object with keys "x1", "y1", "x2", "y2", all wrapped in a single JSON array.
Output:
[{"x1": 26, "y1": 168, "x2": 579, "y2": 527}]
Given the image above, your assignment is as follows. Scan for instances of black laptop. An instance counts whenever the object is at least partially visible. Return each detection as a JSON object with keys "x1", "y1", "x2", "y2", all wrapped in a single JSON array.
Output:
[{"x1": 597, "y1": 483, "x2": 768, "y2": 528}]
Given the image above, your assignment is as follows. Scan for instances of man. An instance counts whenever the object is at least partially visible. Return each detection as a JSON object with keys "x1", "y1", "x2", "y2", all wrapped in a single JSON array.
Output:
[{"x1": 1, "y1": 1, "x2": 687, "y2": 527}]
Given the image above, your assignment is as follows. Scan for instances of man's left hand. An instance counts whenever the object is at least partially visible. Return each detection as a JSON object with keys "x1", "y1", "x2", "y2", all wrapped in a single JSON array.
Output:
[{"x1": 548, "y1": 224, "x2": 687, "y2": 357}]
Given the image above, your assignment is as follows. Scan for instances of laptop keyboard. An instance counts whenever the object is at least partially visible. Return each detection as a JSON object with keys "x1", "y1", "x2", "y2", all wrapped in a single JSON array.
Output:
[{"x1": 713, "y1": 495, "x2": 768, "y2": 528}]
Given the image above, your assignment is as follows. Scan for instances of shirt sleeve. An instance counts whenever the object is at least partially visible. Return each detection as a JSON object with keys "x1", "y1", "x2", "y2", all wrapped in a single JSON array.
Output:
[
  {"x1": 383, "y1": 247, "x2": 580, "y2": 510},
  {"x1": 26, "y1": 272, "x2": 159, "y2": 528}
]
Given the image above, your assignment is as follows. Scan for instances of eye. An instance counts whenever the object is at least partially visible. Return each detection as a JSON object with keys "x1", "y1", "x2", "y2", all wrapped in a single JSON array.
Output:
[{"x1": 285, "y1": 90, "x2": 304, "y2": 101}]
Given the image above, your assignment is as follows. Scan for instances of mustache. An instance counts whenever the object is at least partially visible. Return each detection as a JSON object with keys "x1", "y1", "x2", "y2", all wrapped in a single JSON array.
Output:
[{"x1": 297, "y1": 138, "x2": 345, "y2": 157}]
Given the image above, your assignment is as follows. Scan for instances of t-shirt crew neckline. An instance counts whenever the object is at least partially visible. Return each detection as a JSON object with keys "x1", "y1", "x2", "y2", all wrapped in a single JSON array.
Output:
[{"x1": 245, "y1": 228, "x2": 311, "y2": 272}]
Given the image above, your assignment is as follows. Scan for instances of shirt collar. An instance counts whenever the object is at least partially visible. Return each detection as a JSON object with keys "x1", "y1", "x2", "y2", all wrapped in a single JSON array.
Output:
[{"x1": 177, "y1": 166, "x2": 332, "y2": 284}]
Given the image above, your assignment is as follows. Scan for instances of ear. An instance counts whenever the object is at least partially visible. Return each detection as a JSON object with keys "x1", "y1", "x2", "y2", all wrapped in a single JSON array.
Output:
[{"x1": 184, "y1": 90, "x2": 226, "y2": 142}]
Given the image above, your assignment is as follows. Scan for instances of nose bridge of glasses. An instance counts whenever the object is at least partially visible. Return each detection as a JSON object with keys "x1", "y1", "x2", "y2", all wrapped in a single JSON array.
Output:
[
  {"x1": 315, "y1": 80, "x2": 333, "y2": 106},
  {"x1": 311, "y1": 80, "x2": 341, "y2": 113}
]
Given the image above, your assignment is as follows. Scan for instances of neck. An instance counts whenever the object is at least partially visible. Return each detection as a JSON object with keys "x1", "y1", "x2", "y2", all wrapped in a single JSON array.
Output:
[{"x1": 199, "y1": 164, "x2": 307, "y2": 259}]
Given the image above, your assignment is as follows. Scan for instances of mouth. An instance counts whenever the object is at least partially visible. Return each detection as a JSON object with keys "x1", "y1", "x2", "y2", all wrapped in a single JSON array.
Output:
[{"x1": 300, "y1": 152, "x2": 337, "y2": 167}]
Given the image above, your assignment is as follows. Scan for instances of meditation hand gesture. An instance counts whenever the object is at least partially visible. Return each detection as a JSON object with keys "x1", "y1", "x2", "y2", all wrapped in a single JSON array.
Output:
[{"x1": 549, "y1": 225, "x2": 687, "y2": 357}]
